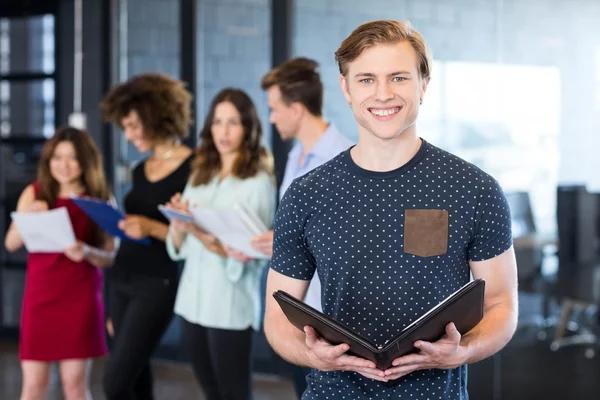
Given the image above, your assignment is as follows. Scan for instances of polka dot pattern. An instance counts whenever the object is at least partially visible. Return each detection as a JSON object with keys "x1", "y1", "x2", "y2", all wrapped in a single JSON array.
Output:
[{"x1": 272, "y1": 140, "x2": 513, "y2": 399}]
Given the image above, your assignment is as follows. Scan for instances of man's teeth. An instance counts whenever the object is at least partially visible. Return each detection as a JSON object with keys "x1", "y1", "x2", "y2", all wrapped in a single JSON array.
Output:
[{"x1": 370, "y1": 108, "x2": 399, "y2": 116}]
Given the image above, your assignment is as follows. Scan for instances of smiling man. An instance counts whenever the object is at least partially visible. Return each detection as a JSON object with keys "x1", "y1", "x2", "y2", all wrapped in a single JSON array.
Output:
[{"x1": 264, "y1": 20, "x2": 519, "y2": 399}]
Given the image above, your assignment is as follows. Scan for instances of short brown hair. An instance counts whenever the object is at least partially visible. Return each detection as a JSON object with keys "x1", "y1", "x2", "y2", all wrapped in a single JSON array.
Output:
[
  {"x1": 100, "y1": 73, "x2": 192, "y2": 142},
  {"x1": 335, "y1": 20, "x2": 433, "y2": 80},
  {"x1": 191, "y1": 88, "x2": 273, "y2": 186},
  {"x1": 261, "y1": 57, "x2": 323, "y2": 116},
  {"x1": 37, "y1": 126, "x2": 111, "y2": 247}
]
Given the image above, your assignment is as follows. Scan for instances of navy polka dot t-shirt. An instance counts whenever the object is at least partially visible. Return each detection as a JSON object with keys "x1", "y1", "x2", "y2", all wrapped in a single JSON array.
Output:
[{"x1": 271, "y1": 139, "x2": 513, "y2": 400}]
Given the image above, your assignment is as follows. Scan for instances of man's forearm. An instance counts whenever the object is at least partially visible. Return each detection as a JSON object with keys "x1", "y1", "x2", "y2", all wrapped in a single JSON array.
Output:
[
  {"x1": 265, "y1": 316, "x2": 313, "y2": 368},
  {"x1": 460, "y1": 303, "x2": 518, "y2": 364}
]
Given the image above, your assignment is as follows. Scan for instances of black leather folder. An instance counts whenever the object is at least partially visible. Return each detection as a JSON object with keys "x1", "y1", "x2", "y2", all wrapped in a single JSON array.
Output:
[{"x1": 273, "y1": 279, "x2": 485, "y2": 370}]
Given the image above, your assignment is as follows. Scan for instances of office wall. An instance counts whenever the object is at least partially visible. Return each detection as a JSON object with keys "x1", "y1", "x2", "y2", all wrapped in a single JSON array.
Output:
[
  {"x1": 196, "y1": 0, "x2": 272, "y2": 146},
  {"x1": 121, "y1": 0, "x2": 180, "y2": 78},
  {"x1": 117, "y1": 0, "x2": 273, "y2": 146},
  {"x1": 293, "y1": 0, "x2": 598, "y2": 151}
]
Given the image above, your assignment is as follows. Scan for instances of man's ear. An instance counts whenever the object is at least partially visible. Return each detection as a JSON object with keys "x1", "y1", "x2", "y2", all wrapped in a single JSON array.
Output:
[
  {"x1": 339, "y1": 74, "x2": 352, "y2": 104},
  {"x1": 289, "y1": 101, "x2": 304, "y2": 119},
  {"x1": 419, "y1": 76, "x2": 430, "y2": 103}
]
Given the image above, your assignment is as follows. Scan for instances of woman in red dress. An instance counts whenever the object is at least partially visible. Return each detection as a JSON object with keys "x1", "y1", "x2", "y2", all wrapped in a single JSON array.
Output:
[{"x1": 4, "y1": 127, "x2": 116, "y2": 400}]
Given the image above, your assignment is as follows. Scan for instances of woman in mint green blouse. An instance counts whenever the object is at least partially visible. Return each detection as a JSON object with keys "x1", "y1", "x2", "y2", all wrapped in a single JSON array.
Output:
[{"x1": 164, "y1": 88, "x2": 276, "y2": 400}]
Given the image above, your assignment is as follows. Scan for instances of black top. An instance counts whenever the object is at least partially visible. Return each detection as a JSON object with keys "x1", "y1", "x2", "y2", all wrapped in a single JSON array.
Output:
[
  {"x1": 271, "y1": 139, "x2": 513, "y2": 399},
  {"x1": 109, "y1": 155, "x2": 193, "y2": 281}
]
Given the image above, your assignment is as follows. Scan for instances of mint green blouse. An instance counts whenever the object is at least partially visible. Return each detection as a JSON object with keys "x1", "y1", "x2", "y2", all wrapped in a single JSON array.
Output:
[{"x1": 166, "y1": 171, "x2": 276, "y2": 331}]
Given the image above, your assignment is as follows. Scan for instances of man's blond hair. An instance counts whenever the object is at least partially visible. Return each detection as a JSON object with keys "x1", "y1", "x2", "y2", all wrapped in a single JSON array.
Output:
[{"x1": 335, "y1": 20, "x2": 433, "y2": 80}]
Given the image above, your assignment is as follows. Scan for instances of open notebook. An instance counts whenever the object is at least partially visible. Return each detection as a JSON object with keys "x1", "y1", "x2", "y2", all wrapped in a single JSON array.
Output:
[{"x1": 273, "y1": 279, "x2": 485, "y2": 370}]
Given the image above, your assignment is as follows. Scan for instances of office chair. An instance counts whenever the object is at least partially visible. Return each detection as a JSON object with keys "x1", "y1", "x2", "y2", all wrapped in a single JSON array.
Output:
[
  {"x1": 507, "y1": 191, "x2": 558, "y2": 340},
  {"x1": 548, "y1": 187, "x2": 600, "y2": 358}
]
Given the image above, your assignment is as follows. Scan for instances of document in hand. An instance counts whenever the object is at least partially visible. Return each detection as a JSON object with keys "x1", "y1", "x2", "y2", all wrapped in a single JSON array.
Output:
[
  {"x1": 273, "y1": 279, "x2": 485, "y2": 370},
  {"x1": 10, "y1": 207, "x2": 77, "y2": 252},
  {"x1": 70, "y1": 196, "x2": 150, "y2": 245},
  {"x1": 189, "y1": 204, "x2": 268, "y2": 259},
  {"x1": 158, "y1": 205, "x2": 195, "y2": 223}
]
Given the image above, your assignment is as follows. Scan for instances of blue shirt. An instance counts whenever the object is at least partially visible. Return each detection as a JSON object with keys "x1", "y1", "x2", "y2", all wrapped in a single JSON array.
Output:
[
  {"x1": 167, "y1": 171, "x2": 276, "y2": 330},
  {"x1": 279, "y1": 123, "x2": 352, "y2": 199},
  {"x1": 278, "y1": 123, "x2": 352, "y2": 311},
  {"x1": 271, "y1": 140, "x2": 512, "y2": 399}
]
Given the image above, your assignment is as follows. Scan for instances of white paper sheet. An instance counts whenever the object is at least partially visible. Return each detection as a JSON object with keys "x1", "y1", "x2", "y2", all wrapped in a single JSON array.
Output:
[
  {"x1": 189, "y1": 205, "x2": 268, "y2": 259},
  {"x1": 158, "y1": 205, "x2": 195, "y2": 223},
  {"x1": 11, "y1": 207, "x2": 77, "y2": 252}
]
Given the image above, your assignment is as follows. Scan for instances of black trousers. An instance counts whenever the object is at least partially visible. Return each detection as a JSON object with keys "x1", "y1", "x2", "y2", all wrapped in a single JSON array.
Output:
[
  {"x1": 103, "y1": 273, "x2": 178, "y2": 400},
  {"x1": 182, "y1": 319, "x2": 253, "y2": 400}
]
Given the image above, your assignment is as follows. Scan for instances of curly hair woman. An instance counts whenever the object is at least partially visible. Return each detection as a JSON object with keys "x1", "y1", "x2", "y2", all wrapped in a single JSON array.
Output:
[{"x1": 99, "y1": 73, "x2": 194, "y2": 399}]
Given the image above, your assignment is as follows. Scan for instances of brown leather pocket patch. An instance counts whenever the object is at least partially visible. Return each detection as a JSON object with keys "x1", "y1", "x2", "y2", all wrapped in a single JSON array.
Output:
[{"x1": 404, "y1": 209, "x2": 449, "y2": 257}]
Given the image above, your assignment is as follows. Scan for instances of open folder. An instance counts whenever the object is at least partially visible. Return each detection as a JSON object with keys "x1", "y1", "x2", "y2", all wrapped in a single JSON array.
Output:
[
  {"x1": 273, "y1": 279, "x2": 485, "y2": 370},
  {"x1": 189, "y1": 204, "x2": 269, "y2": 259},
  {"x1": 70, "y1": 196, "x2": 150, "y2": 245}
]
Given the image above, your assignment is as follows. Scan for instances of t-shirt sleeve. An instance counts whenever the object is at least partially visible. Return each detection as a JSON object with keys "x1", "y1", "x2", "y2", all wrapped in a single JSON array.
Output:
[
  {"x1": 270, "y1": 180, "x2": 317, "y2": 280},
  {"x1": 467, "y1": 176, "x2": 513, "y2": 261}
]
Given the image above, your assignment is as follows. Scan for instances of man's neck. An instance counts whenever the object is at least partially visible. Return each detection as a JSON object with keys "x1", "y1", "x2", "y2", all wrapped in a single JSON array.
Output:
[
  {"x1": 351, "y1": 127, "x2": 421, "y2": 172},
  {"x1": 295, "y1": 115, "x2": 329, "y2": 156}
]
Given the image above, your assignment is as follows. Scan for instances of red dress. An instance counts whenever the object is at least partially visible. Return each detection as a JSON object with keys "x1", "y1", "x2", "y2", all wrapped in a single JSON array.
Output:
[{"x1": 19, "y1": 183, "x2": 108, "y2": 361}]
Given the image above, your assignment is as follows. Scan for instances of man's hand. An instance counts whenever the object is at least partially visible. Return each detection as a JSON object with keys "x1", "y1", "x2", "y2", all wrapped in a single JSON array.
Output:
[
  {"x1": 384, "y1": 322, "x2": 467, "y2": 380},
  {"x1": 118, "y1": 215, "x2": 152, "y2": 240},
  {"x1": 304, "y1": 326, "x2": 388, "y2": 382},
  {"x1": 251, "y1": 230, "x2": 274, "y2": 257}
]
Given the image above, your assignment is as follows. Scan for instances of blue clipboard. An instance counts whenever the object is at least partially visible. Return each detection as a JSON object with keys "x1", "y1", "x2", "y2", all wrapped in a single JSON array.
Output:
[{"x1": 71, "y1": 196, "x2": 151, "y2": 245}]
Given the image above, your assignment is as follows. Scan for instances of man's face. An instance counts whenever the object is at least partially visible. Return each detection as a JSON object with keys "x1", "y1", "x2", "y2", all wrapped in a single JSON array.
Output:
[
  {"x1": 266, "y1": 85, "x2": 301, "y2": 141},
  {"x1": 340, "y1": 41, "x2": 428, "y2": 141}
]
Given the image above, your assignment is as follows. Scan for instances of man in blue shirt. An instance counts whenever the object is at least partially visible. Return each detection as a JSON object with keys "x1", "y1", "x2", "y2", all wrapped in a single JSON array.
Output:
[
  {"x1": 251, "y1": 57, "x2": 352, "y2": 396},
  {"x1": 264, "y1": 20, "x2": 518, "y2": 399}
]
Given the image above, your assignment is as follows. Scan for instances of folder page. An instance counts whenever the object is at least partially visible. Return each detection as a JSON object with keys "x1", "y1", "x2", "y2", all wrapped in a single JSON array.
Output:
[
  {"x1": 190, "y1": 207, "x2": 269, "y2": 259},
  {"x1": 11, "y1": 207, "x2": 77, "y2": 252}
]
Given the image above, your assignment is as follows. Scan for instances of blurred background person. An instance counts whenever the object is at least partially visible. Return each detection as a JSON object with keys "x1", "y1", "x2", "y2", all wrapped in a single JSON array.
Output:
[
  {"x1": 165, "y1": 88, "x2": 276, "y2": 400},
  {"x1": 4, "y1": 127, "x2": 116, "y2": 400},
  {"x1": 99, "y1": 73, "x2": 194, "y2": 400},
  {"x1": 251, "y1": 57, "x2": 352, "y2": 397}
]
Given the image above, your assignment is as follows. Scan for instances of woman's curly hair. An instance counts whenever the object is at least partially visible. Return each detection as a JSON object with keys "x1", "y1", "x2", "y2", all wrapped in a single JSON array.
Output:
[{"x1": 100, "y1": 73, "x2": 193, "y2": 141}]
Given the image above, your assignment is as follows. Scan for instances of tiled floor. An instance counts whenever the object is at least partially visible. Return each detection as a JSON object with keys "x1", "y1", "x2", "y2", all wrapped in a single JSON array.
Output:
[{"x1": 0, "y1": 341, "x2": 296, "y2": 400}]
